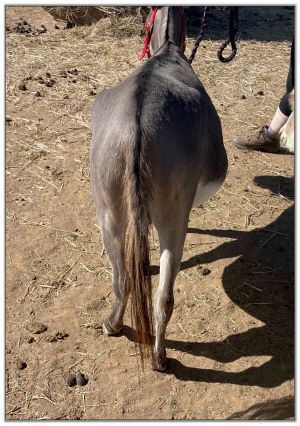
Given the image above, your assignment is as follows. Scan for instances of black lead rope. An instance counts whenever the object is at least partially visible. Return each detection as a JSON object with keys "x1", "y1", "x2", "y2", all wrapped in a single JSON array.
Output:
[
  {"x1": 217, "y1": 6, "x2": 239, "y2": 63},
  {"x1": 189, "y1": 6, "x2": 239, "y2": 64}
]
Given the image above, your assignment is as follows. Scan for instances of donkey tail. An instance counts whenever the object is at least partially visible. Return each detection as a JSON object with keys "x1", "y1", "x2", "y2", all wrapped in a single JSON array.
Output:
[{"x1": 124, "y1": 134, "x2": 154, "y2": 367}]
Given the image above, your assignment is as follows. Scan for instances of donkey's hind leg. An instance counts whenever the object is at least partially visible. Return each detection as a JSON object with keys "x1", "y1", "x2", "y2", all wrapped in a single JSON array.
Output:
[
  {"x1": 152, "y1": 209, "x2": 190, "y2": 371},
  {"x1": 98, "y1": 208, "x2": 129, "y2": 335}
]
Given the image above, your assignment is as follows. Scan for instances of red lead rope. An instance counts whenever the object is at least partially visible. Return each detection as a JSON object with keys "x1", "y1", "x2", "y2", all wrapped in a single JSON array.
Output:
[{"x1": 138, "y1": 7, "x2": 160, "y2": 60}]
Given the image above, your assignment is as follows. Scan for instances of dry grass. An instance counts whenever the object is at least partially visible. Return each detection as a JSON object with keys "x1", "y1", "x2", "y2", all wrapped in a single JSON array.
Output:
[{"x1": 45, "y1": 6, "x2": 148, "y2": 29}]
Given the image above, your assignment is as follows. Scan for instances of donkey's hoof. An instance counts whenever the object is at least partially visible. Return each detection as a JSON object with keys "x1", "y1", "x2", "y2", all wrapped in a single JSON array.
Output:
[
  {"x1": 152, "y1": 361, "x2": 167, "y2": 372},
  {"x1": 102, "y1": 321, "x2": 123, "y2": 336},
  {"x1": 152, "y1": 350, "x2": 167, "y2": 372}
]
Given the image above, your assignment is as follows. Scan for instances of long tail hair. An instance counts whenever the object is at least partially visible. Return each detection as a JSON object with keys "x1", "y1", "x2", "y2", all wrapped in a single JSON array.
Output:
[{"x1": 124, "y1": 132, "x2": 154, "y2": 367}]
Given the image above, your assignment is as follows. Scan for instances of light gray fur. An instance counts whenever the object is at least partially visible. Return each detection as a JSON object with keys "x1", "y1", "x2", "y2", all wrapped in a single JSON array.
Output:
[{"x1": 90, "y1": 7, "x2": 227, "y2": 371}]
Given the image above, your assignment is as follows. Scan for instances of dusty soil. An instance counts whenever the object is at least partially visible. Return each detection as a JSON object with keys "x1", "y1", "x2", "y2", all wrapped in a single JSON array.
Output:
[{"x1": 6, "y1": 6, "x2": 294, "y2": 420}]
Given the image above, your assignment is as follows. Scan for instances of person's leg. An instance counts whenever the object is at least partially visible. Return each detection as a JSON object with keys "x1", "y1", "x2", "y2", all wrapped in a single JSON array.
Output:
[{"x1": 233, "y1": 39, "x2": 294, "y2": 153}]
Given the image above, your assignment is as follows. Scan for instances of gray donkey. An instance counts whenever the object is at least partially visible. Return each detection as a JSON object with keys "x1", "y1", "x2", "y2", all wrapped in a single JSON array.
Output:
[{"x1": 90, "y1": 6, "x2": 227, "y2": 372}]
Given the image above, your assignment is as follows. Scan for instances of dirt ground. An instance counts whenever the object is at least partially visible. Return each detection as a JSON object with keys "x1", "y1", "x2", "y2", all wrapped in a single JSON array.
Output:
[{"x1": 6, "y1": 6, "x2": 294, "y2": 420}]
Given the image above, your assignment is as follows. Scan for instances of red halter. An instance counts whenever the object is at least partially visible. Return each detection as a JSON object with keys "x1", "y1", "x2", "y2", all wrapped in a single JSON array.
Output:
[
  {"x1": 138, "y1": 7, "x2": 186, "y2": 61},
  {"x1": 138, "y1": 7, "x2": 160, "y2": 60}
]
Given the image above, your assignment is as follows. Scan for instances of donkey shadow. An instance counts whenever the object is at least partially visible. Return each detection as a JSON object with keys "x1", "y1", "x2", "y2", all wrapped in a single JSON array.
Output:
[{"x1": 124, "y1": 175, "x2": 294, "y2": 388}]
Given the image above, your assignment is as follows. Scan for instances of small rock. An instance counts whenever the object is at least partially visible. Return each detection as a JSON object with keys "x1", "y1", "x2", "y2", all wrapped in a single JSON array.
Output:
[
  {"x1": 39, "y1": 25, "x2": 47, "y2": 33},
  {"x1": 201, "y1": 268, "x2": 211, "y2": 276},
  {"x1": 55, "y1": 24, "x2": 60, "y2": 29},
  {"x1": 241, "y1": 94, "x2": 246, "y2": 99},
  {"x1": 18, "y1": 83, "x2": 27, "y2": 91},
  {"x1": 35, "y1": 91, "x2": 43, "y2": 97},
  {"x1": 68, "y1": 68, "x2": 79, "y2": 75},
  {"x1": 63, "y1": 94, "x2": 69, "y2": 99},
  {"x1": 66, "y1": 373, "x2": 77, "y2": 387},
  {"x1": 76, "y1": 372, "x2": 88, "y2": 386},
  {"x1": 65, "y1": 21, "x2": 75, "y2": 29},
  {"x1": 27, "y1": 336, "x2": 35, "y2": 344},
  {"x1": 26, "y1": 322, "x2": 47, "y2": 334},
  {"x1": 16, "y1": 360, "x2": 27, "y2": 370},
  {"x1": 45, "y1": 79, "x2": 55, "y2": 87},
  {"x1": 256, "y1": 90, "x2": 264, "y2": 96},
  {"x1": 45, "y1": 72, "x2": 51, "y2": 78},
  {"x1": 89, "y1": 90, "x2": 97, "y2": 96}
]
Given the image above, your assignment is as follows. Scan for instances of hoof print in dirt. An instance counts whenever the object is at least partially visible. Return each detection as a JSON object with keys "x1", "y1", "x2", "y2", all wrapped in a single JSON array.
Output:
[
  {"x1": 66, "y1": 373, "x2": 77, "y2": 387},
  {"x1": 16, "y1": 359, "x2": 27, "y2": 370},
  {"x1": 26, "y1": 321, "x2": 47, "y2": 334},
  {"x1": 76, "y1": 372, "x2": 88, "y2": 386},
  {"x1": 47, "y1": 331, "x2": 69, "y2": 343},
  {"x1": 66, "y1": 372, "x2": 88, "y2": 387},
  {"x1": 201, "y1": 268, "x2": 211, "y2": 276}
]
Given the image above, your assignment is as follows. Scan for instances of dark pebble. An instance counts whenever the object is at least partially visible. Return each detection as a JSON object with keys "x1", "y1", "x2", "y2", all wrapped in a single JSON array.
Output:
[
  {"x1": 256, "y1": 90, "x2": 264, "y2": 96},
  {"x1": 66, "y1": 373, "x2": 77, "y2": 387},
  {"x1": 17, "y1": 360, "x2": 27, "y2": 370},
  {"x1": 76, "y1": 372, "x2": 88, "y2": 386},
  {"x1": 89, "y1": 90, "x2": 97, "y2": 96},
  {"x1": 19, "y1": 83, "x2": 27, "y2": 91},
  {"x1": 241, "y1": 94, "x2": 246, "y2": 99},
  {"x1": 47, "y1": 331, "x2": 69, "y2": 342},
  {"x1": 27, "y1": 336, "x2": 35, "y2": 343},
  {"x1": 65, "y1": 22, "x2": 75, "y2": 29},
  {"x1": 201, "y1": 268, "x2": 211, "y2": 276},
  {"x1": 46, "y1": 72, "x2": 51, "y2": 78}
]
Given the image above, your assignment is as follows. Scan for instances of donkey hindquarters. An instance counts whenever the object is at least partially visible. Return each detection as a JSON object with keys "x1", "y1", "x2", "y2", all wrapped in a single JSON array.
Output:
[{"x1": 91, "y1": 42, "x2": 227, "y2": 371}]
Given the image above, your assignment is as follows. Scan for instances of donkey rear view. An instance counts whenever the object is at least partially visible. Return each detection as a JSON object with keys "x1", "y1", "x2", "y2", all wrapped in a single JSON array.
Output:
[{"x1": 90, "y1": 6, "x2": 227, "y2": 371}]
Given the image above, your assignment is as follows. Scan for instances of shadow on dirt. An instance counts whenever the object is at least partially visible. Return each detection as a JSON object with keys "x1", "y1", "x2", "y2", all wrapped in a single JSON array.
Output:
[
  {"x1": 126, "y1": 175, "x2": 294, "y2": 392},
  {"x1": 186, "y1": 6, "x2": 294, "y2": 43},
  {"x1": 227, "y1": 395, "x2": 294, "y2": 420}
]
